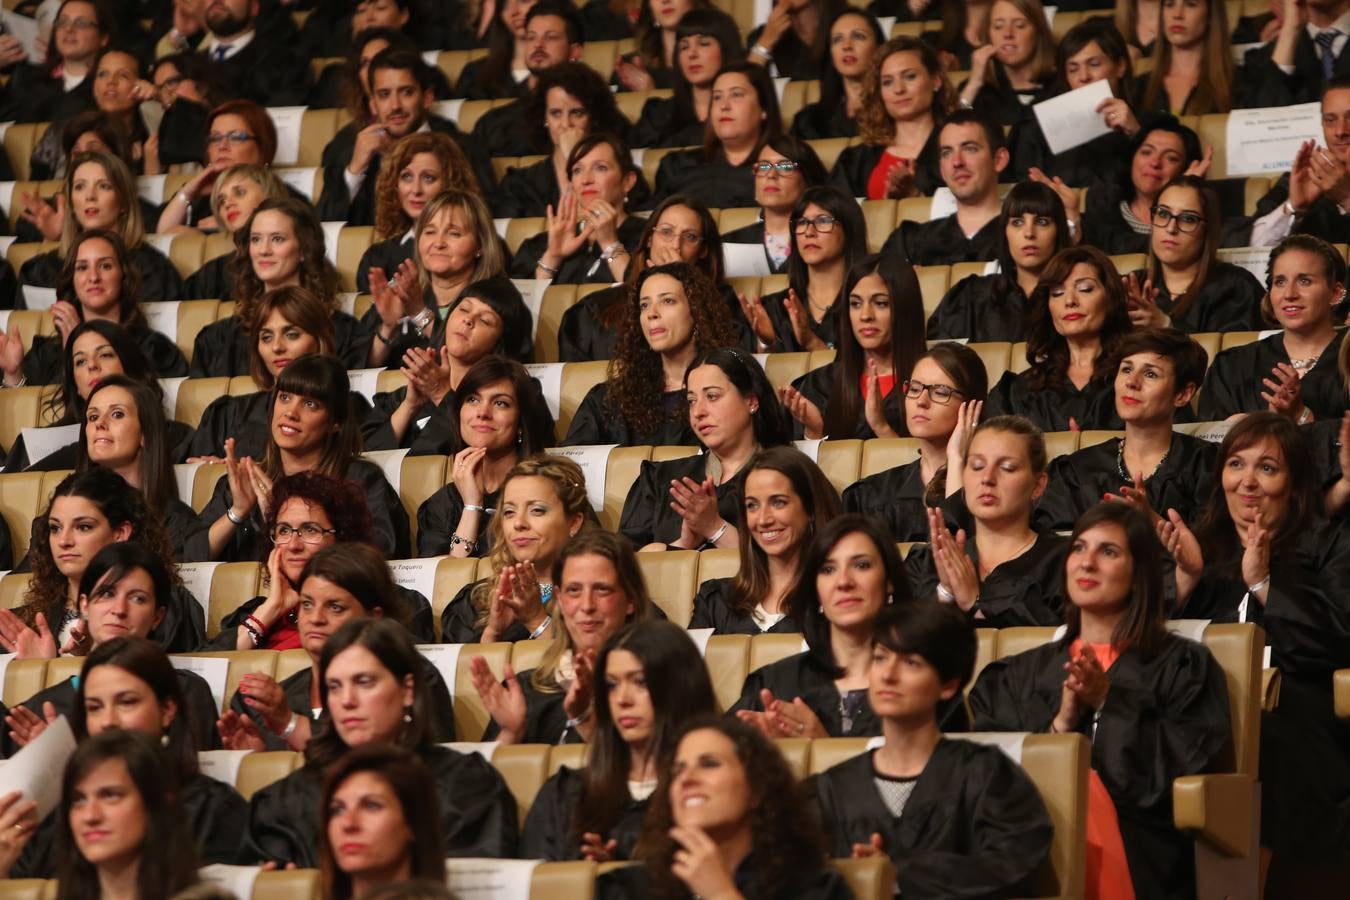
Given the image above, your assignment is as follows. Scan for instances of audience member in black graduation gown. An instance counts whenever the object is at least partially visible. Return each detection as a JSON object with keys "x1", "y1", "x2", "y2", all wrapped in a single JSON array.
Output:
[
  {"x1": 452, "y1": 0, "x2": 537, "y2": 101},
  {"x1": 308, "y1": 26, "x2": 449, "y2": 111},
  {"x1": 1124, "y1": 177, "x2": 1266, "y2": 334},
  {"x1": 1006, "y1": 19, "x2": 1138, "y2": 190},
  {"x1": 558, "y1": 194, "x2": 733, "y2": 363},
  {"x1": 13, "y1": 231, "x2": 186, "y2": 391},
  {"x1": 1133, "y1": 0, "x2": 1243, "y2": 115},
  {"x1": 440, "y1": 454, "x2": 593, "y2": 644},
  {"x1": 828, "y1": 36, "x2": 946, "y2": 199},
  {"x1": 4, "y1": 636, "x2": 246, "y2": 878},
  {"x1": 1241, "y1": 0, "x2": 1350, "y2": 107},
  {"x1": 782, "y1": 252, "x2": 926, "y2": 440},
  {"x1": 1200, "y1": 234, "x2": 1350, "y2": 423},
  {"x1": 216, "y1": 541, "x2": 447, "y2": 753},
  {"x1": 790, "y1": 9, "x2": 881, "y2": 140},
  {"x1": 200, "y1": 355, "x2": 409, "y2": 562},
  {"x1": 909, "y1": 419, "x2": 1068, "y2": 628},
  {"x1": 597, "y1": 0, "x2": 679, "y2": 84},
  {"x1": 143, "y1": 54, "x2": 226, "y2": 173},
  {"x1": 843, "y1": 343, "x2": 990, "y2": 542},
  {"x1": 1, "y1": 541, "x2": 218, "y2": 760},
  {"x1": 1081, "y1": 114, "x2": 1205, "y2": 255},
  {"x1": 1161, "y1": 412, "x2": 1350, "y2": 888},
  {"x1": 691, "y1": 446, "x2": 839, "y2": 634},
  {"x1": 244, "y1": 619, "x2": 517, "y2": 867},
  {"x1": 596, "y1": 716, "x2": 853, "y2": 900},
  {"x1": 986, "y1": 245, "x2": 1133, "y2": 431},
  {"x1": 620, "y1": 348, "x2": 793, "y2": 549},
  {"x1": 2, "y1": 0, "x2": 104, "y2": 128},
  {"x1": 316, "y1": 50, "x2": 491, "y2": 228},
  {"x1": 189, "y1": 198, "x2": 370, "y2": 377},
  {"x1": 523, "y1": 618, "x2": 719, "y2": 860},
  {"x1": 626, "y1": 8, "x2": 745, "y2": 148},
  {"x1": 972, "y1": 502, "x2": 1231, "y2": 900},
  {"x1": 565, "y1": 261, "x2": 740, "y2": 446},
  {"x1": 18, "y1": 152, "x2": 183, "y2": 307},
  {"x1": 652, "y1": 61, "x2": 781, "y2": 208},
  {"x1": 811, "y1": 602, "x2": 1054, "y2": 897},
  {"x1": 415, "y1": 357, "x2": 555, "y2": 558},
  {"x1": 734, "y1": 515, "x2": 968, "y2": 738},
  {"x1": 747, "y1": 0, "x2": 844, "y2": 82},
  {"x1": 178, "y1": 165, "x2": 291, "y2": 301},
  {"x1": 928, "y1": 181, "x2": 1072, "y2": 341},
  {"x1": 511, "y1": 133, "x2": 645, "y2": 285},
  {"x1": 1040, "y1": 329, "x2": 1217, "y2": 532},
  {"x1": 493, "y1": 62, "x2": 637, "y2": 218},
  {"x1": 197, "y1": 0, "x2": 311, "y2": 106},
  {"x1": 718, "y1": 137, "x2": 828, "y2": 280},
  {"x1": 955, "y1": 0, "x2": 1055, "y2": 128}
]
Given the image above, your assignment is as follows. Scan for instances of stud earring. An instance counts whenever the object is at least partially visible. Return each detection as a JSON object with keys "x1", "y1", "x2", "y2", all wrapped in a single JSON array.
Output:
[{"x1": 402, "y1": 707, "x2": 412, "y2": 724}]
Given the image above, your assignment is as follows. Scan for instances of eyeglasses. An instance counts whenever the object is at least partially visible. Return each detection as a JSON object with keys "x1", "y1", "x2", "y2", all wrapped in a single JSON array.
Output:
[
  {"x1": 753, "y1": 160, "x2": 800, "y2": 177},
  {"x1": 902, "y1": 380, "x2": 963, "y2": 404},
  {"x1": 206, "y1": 130, "x2": 256, "y2": 146},
  {"x1": 271, "y1": 523, "x2": 339, "y2": 545},
  {"x1": 155, "y1": 75, "x2": 184, "y2": 96},
  {"x1": 652, "y1": 224, "x2": 702, "y2": 245},
  {"x1": 1149, "y1": 206, "x2": 1204, "y2": 234},
  {"x1": 55, "y1": 16, "x2": 98, "y2": 29},
  {"x1": 793, "y1": 214, "x2": 838, "y2": 234}
]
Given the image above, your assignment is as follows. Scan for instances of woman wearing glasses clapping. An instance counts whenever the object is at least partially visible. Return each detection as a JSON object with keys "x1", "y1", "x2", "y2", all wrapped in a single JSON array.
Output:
[{"x1": 1121, "y1": 175, "x2": 1264, "y2": 335}]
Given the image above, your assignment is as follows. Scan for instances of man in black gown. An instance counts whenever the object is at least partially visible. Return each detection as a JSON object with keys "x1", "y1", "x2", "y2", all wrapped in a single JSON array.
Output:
[{"x1": 197, "y1": 0, "x2": 310, "y2": 106}]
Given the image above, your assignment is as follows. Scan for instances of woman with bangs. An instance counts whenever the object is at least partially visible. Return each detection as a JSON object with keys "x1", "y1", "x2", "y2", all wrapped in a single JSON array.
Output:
[
  {"x1": 830, "y1": 36, "x2": 950, "y2": 200},
  {"x1": 472, "y1": 530, "x2": 661, "y2": 746},
  {"x1": 415, "y1": 357, "x2": 555, "y2": 558},
  {"x1": 200, "y1": 354, "x2": 409, "y2": 562},
  {"x1": 565, "y1": 262, "x2": 740, "y2": 447},
  {"x1": 179, "y1": 164, "x2": 289, "y2": 299},
  {"x1": 559, "y1": 194, "x2": 735, "y2": 363},
  {"x1": 18, "y1": 150, "x2": 183, "y2": 306},
  {"x1": 356, "y1": 133, "x2": 484, "y2": 293},
  {"x1": 986, "y1": 246, "x2": 1134, "y2": 431},
  {"x1": 927, "y1": 182, "x2": 1072, "y2": 342},
  {"x1": 690, "y1": 446, "x2": 839, "y2": 635},
  {"x1": 610, "y1": 0, "x2": 711, "y2": 91},
  {"x1": 627, "y1": 8, "x2": 745, "y2": 149},
  {"x1": 190, "y1": 198, "x2": 367, "y2": 377},
  {"x1": 1136, "y1": 0, "x2": 1236, "y2": 115},
  {"x1": 720, "y1": 137, "x2": 829, "y2": 278},
  {"x1": 780, "y1": 252, "x2": 926, "y2": 439},
  {"x1": 1123, "y1": 175, "x2": 1266, "y2": 334},
  {"x1": 790, "y1": 8, "x2": 884, "y2": 140},
  {"x1": 957, "y1": 0, "x2": 1056, "y2": 127}
]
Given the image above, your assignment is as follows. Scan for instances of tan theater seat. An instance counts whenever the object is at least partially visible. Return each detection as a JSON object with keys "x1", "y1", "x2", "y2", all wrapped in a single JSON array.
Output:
[
  {"x1": 335, "y1": 225, "x2": 374, "y2": 291},
  {"x1": 430, "y1": 556, "x2": 480, "y2": 641},
  {"x1": 697, "y1": 547, "x2": 739, "y2": 585},
  {"x1": 750, "y1": 632, "x2": 807, "y2": 673},
  {"x1": 252, "y1": 868, "x2": 321, "y2": 900},
  {"x1": 557, "y1": 360, "x2": 608, "y2": 439},
  {"x1": 0, "y1": 387, "x2": 45, "y2": 455},
  {"x1": 1043, "y1": 431, "x2": 1079, "y2": 461},
  {"x1": 175, "y1": 299, "x2": 221, "y2": 361},
  {"x1": 44, "y1": 655, "x2": 83, "y2": 688},
  {"x1": 804, "y1": 137, "x2": 855, "y2": 173},
  {"x1": 815, "y1": 439, "x2": 862, "y2": 494},
  {"x1": 390, "y1": 453, "x2": 448, "y2": 546},
  {"x1": 615, "y1": 88, "x2": 672, "y2": 125},
  {"x1": 203, "y1": 562, "x2": 265, "y2": 639},
  {"x1": 7, "y1": 241, "x2": 58, "y2": 275},
  {"x1": 454, "y1": 641, "x2": 511, "y2": 741},
  {"x1": 276, "y1": 647, "x2": 310, "y2": 683},
  {"x1": 549, "y1": 742, "x2": 588, "y2": 776},
  {"x1": 535, "y1": 284, "x2": 579, "y2": 363},
  {"x1": 0, "y1": 880, "x2": 48, "y2": 900},
  {"x1": 184, "y1": 462, "x2": 227, "y2": 511},
  {"x1": 295, "y1": 108, "x2": 341, "y2": 168},
  {"x1": 967, "y1": 341, "x2": 1011, "y2": 388},
  {"x1": 706, "y1": 633, "x2": 750, "y2": 711},
  {"x1": 774, "y1": 736, "x2": 811, "y2": 780},
  {"x1": 510, "y1": 638, "x2": 553, "y2": 673},
  {"x1": 431, "y1": 48, "x2": 488, "y2": 86},
  {"x1": 761, "y1": 351, "x2": 811, "y2": 390},
  {"x1": 602, "y1": 445, "x2": 652, "y2": 532},
  {"x1": 490, "y1": 743, "x2": 551, "y2": 826},
  {"x1": 178, "y1": 649, "x2": 278, "y2": 703},
  {"x1": 3, "y1": 659, "x2": 47, "y2": 708},
  {"x1": 0, "y1": 572, "x2": 33, "y2": 611},
  {"x1": 530, "y1": 860, "x2": 597, "y2": 898},
  {"x1": 636, "y1": 549, "x2": 699, "y2": 626},
  {"x1": 860, "y1": 437, "x2": 922, "y2": 479},
  {"x1": 915, "y1": 265, "x2": 949, "y2": 319},
  {"x1": 4, "y1": 123, "x2": 48, "y2": 181},
  {"x1": 0, "y1": 471, "x2": 47, "y2": 563},
  {"x1": 831, "y1": 857, "x2": 898, "y2": 900},
  {"x1": 974, "y1": 628, "x2": 997, "y2": 687},
  {"x1": 237, "y1": 750, "x2": 303, "y2": 800}
]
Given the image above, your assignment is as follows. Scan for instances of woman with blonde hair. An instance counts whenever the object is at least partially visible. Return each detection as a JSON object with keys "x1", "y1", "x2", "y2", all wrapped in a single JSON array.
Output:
[
  {"x1": 180, "y1": 163, "x2": 290, "y2": 299},
  {"x1": 957, "y1": 0, "x2": 1057, "y2": 127}
]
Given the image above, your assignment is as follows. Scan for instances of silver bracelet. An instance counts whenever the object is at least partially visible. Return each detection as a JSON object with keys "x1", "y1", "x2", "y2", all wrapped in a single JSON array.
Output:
[
  {"x1": 936, "y1": 584, "x2": 956, "y2": 604},
  {"x1": 226, "y1": 507, "x2": 247, "y2": 525},
  {"x1": 537, "y1": 258, "x2": 560, "y2": 276},
  {"x1": 1246, "y1": 576, "x2": 1270, "y2": 595},
  {"x1": 281, "y1": 711, "x2": 299, "y2": 739},
  {"x1": 707, "y1": 522, "x2": 729, "y2": 546},
  {"x1": 463, "y1": 504, "x2": 485, "y2": 513},
  {"x1": 528, "y1": 614, "x2": 553, "y2": 639},
  {"x1": 751, "y1": 42, "x2": 773, "y2": 61}
]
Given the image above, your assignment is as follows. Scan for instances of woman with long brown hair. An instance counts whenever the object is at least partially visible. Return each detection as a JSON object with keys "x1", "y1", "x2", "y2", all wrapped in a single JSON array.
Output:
[{"x1": 1136, "y1": 0, "x2": 1234, "y2": 114}]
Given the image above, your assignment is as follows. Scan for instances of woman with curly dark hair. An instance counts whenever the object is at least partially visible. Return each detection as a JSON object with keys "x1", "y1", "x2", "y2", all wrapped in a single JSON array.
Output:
[
  {"x1": 493, "y1": 62, "x2": 635, "y2": 218},
  {"x1": 620, "y1": 348, "x2": 792, "y2": 549},
  {"x1": 558, "y1": 195, "x2": 735, "y2": 364},
  {"x1": 985, "y1": 246, "x2": 1133, "y2": 431},
  {"x1": 356, "y1": 132, "x2": 484, "y2": 293},
  {"x1": 598, "y1": 715, "x2": 850, "y2": 899},
  {"x1": 564, "y1": 261, "x2": 739, "y2": 446},
  {"x1": 190, "y1": 198, "x2": 366, "y2": 377},
  {"x1": 627, "y1": 7, "x2": 744, "y2": 149}
]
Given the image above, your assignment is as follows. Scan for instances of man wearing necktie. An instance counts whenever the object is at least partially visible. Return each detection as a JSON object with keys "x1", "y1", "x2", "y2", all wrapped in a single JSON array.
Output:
[
  {"x1": 1247, "y1": 0, "x2": 1350, "y2": 104},
  {"x1": 198, "y1": 0, "x2": 310, "y2": 105}
]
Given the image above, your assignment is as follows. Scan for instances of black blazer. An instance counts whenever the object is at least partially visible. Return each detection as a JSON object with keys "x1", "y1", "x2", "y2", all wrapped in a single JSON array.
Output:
[{"x1": 196, "y1": 33, "x2": 311, "y2": 106}]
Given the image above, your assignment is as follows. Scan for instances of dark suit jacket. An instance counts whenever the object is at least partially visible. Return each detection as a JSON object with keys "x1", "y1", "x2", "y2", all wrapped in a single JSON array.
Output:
[{"x1": 199, "y1": 31, "x2": 311, "y2": 106}]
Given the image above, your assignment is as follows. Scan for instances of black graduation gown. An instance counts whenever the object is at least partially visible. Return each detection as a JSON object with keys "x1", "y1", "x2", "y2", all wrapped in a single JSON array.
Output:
[
  {"x1": 881, "y1": 214, "x2": 1001, "y2": 267},
  {"x1": 1246, "y1": 172, "x2": 1350, "y2": 246},
  {"x1": 5, "y1": 420, "x2": 195, "y2": 472},
  {"x1": 188, "y1": 389, "x2": 375, "y2": 461},
  {"x1": 416, "y1": 484, "x2": 500, "y2": 558},
  {"x1": 0, "y1": 258, "x2": 22, "y2": 310},
  {"x1": 968, "y1": 74, "x2": 1049, "y2": 129},
  {"x1": 688, "y1": 576, "x2": 802, "y2": 635},
  {"x1": 557, "y1": 284, "x2": 624, "y2": 362},
  {"x1": 810, "y1": 741, "x2": 1054, "y2": 899},
  {"x1": 4, "y1": 65, "x2": 91, "y2": 126},
  {"x1": 652, "y1": 151, "x2": 756, "y2": 209},
  {"x1": 17, "y1": 245, "x2": 183, "y2": 306},
  {"x1": 562, "y1": 382, "x2": 695, "y2": 447},
  {"x1": 926, "y1": 274, "x2": 1028, "y2": 342},
  {"x1": 509, "y1": 216, "x2": 645, "y2": 285},
  {"x1": 842, "y1": 457, "x2": 934, "y2": 543},
  {"x1": 733, "y1": 649, "x2": 969, "y2": 736},
  {"x1": 204, "y1": 33, "x2": 312, "y2": 107},
  {"x1": 244, "y1": 744, "x2": 518, "y2": 866},
  {"x1": 745, "y1": 25, "x2": 830, "y2": 81},
  {"x1": 619, "y1": 452, "x2": 747, "y2": 549},
  {"x1": 187, "y1": 311, "x2": 371, "y2": 378},
  {"x1": 720, "y1": 221, "x2": 790, "y2": 276},
  {"x1": 493, "y1": 157, "x2": 561, "y2": 219},
  {"x1": 790, "y1": 361, "x2": 903, "y2": 439},
  {"x1": 903, "y1": 533, "x2": 1068, "y2": 628},
  {"x1": 626, "y1": 95, "x2": 704, "y2": 149},
  {"x1": 1199, "y1": 330, "x2": 1349, "y2": 422},
  {"x1": 360, "y1": 386, "x2": 457, "y2": 455},
  {"x1": 19, "y1": 325, "x2": 187, "y2": 386},
  {"x1": 1125, "y1": 264, "x2": 1265, "y2": 334},
  {"x1": 597, "y1": 854, "x2": 854, "y2": 900},
  {"x1": 829, "y1": 136, "x2": 943, "y2": 200},
  {"x1": 521, "y1": 765, "x2": 647, "y2": 861},
  {"x1": 760, "y1": 287, "x2": 838, "y2": 352},
  {"x1": 985, "y1": 369, "x2": 1119, "y2": 432},
  {"x1": 165, "y1": 497, "x2": 212, "y2": 563},
  {"x1": 355, "y1": 234, "x2": 415, "y2": 294},
  {"x1": 470, "y1": 99, "x2": 540, "y2": 162},
  {"x1": 791, "y1": 97, "x2": 857, "y2": 140},
  {"x1": 969, "y1": 635, "x2": 1232, "y2": 900},
  {"x1": 1007, "y1": 119, "x2": 1132, "y2": 191},
  {"x1": 578, "y1": 0, "x2": 634, "y2": 40},
  {"x1": 481, "y1": 666, "x2": 584, "y2": 744},
  {"x1": 454, "y1": 58, "x2": 531, "y2": 101},
  {"x1": 199, "y1": 457, "x2": 411, "y2": 560},
  {"x1": 1036, "y1": 432, "x2": 1218, "y2": 532},
  {"x1": 182, "y1": 253, "x2": 235, "y2": 301},
  {"x1": 1081, "y1": 183, "x2": 1151, "y2": 256}
]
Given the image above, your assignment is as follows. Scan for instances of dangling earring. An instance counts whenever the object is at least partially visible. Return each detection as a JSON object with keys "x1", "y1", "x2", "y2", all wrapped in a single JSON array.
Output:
[
  {"x1": 402, "y1": 706, "x2": 412, "y2": 724},
  {"x1": 160, "y1": 734, "x2": 170, "y2": 747},
  {"x1": 887, "y1": 593, "x2": 895, "y2": 605},
  {"x1": 818, "y1": 603, "x2": 823, "y2": 614}
]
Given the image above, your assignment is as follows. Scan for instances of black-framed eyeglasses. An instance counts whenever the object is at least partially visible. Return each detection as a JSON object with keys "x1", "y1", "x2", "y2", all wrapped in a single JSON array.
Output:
[
  {"x1": 1150, "y1": 206, "x2": 1204, "y2": 234},
  {"x1": 793, "y1": 214, "x2": 838, "y2": 234},
  {"x1": 206, "y1": 130, "x2": 256, "y2": 146},
  {"x1": 271, "y1": 523, "x2": 339, "y2": 544},
  {"x1": 902, "y1": 380, "x2": 963, "y2": 404},
  {"x1": 753, "y1": 160, "x2": 801, "y2": 176}
]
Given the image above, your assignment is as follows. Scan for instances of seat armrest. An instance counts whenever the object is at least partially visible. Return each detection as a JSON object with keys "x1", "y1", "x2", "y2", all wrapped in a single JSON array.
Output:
[
  {"x1": 1334, "y1": 669, "x2": 1350, "y2": 719},
  {"x1": 1173, "y1": 773, "x2": 1256, "y2": 858}
]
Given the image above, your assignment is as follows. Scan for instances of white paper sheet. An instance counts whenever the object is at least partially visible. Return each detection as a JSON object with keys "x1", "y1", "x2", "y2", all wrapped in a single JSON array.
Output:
[
  {"x1": 347, "y1": 368, "x2": 384, "y2": 404},
  {"x1": 176, "y1": 562, "x2": 222, "y2": 624},
  {"x1": 686, "y1": 627, "x2": 715, "y2": 656},
  {"x1": 274, "y1": 166, "x2": 317, "y2": 199},
  {"x1": 0, "y1": 716, "x2": 74, "y2": 817},
  {"x1": 793, "y1": 438, "x2": 822, "y2": 463},
  {"x1": 143, "y1": 300, "x2": 179, "y2": 344},
  {"x1": 1033, "y1": 80, "x2": 1113, "y2": 155},
  {"x1": 20, "y1": 424, "x2": 78, "y2": 464},
  {"x1": 951, "y1": 731, "x2": 1027, "y2": 764},
  {"x1": 336, "y1": 292, "x2": 359, "y2": 316},
  {"x1": 431, "y1": 99, "x2": 467, "y2": 125},
  {"x1": 444, "y1": 741, "x2": 500, "y2": 762},
  {"x1": 772, "y1": 76, "x2": 788, "y2": 102},
  {"x1": 723, "y1": 242, "x2": 772, "y2": 277},
  {"x1": 629, "y1": 148, "x2": 646, "y2": 170},
  {"x1": 1164, "y1": 619, "x2": 1209, "y2": 643},
  {"x1": 545, "y1": 444, "x2": 618, "y2": 511},
  {"x1": 444, "y1": 859, "x2": 542, "y2": 900},
  {"x1": 876, "y1": 16, "x2": 895, "y2": 35},
  {"x1": 142, "y1": 232, "x2": 175, "y2": 260},
  {"x1": 510, "y1": 279, "x2": 545, "y2": 339},
  {"x1": 1, "y1": 12, "x2": 40, "y2": 64},
  {"x1": 21, "y1": 285, "x2": 56, "y2": 311},
  {"x1": 363, "y1": 448, "x2": 410, "y2": 494},
  {"x1": 197, "y1": 749, "x2": 253, "y2": 787},
  {"x1": 321, "y1": 221, "x2": 344, "y2": 265},
  {"x1": 493, "y1": 217, "x2": 510, "y2": 241},
  {"x1": 928, "y1": 187, "x2": 958, "y2": 220},
  {"x1": 171, "y1": 655, "x2": 231, "y2": 710},
  {"x1": 1174, "y1": 420, "x2": 1234, "y2": 444},
  {"x1": 523, "y1": 362, "x2": 564, "y2": 421},
  {"x1": 418, "y1": 643, "x2": 464, "y2": 693},
  {"x1": 1217, "y1": 246, "x2": 1272, "y2": 281},
  {"x1": 1225, "y1": 102, "x2": 1322, "y2": 177},
  {"x1": 172, "y1": 461, "x2": 203, "y2": 510},
  {"x1": 137, "y1": 173, "x2": 168, "y2": 205},
  {"x1": 266, "y1": 107, "x2": 306, "y2": 166},
  {"x1": 389, "y1": 557, "x2": 443, "y2": 603},
  {"x1": 199, "y1": 864, "x2": 263, "y2": 899},
  {"x1": 0, "y1": 183, "x2": 16, "y2": 218}
]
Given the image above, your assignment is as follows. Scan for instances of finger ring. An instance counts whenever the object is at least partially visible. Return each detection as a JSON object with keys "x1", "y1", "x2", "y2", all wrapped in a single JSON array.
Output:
[
  {"x1": 797, "y1": 721, "x2": 804, "y2": 732},
  {"x1": 14, "y1": 824, "x2": 24, "y2": 833}
]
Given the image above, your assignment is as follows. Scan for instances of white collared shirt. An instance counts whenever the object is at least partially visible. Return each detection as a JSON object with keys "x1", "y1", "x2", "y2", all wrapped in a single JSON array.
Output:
[{"x1": 205, "y1": 28, "x2": 256, "y2": 61}]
